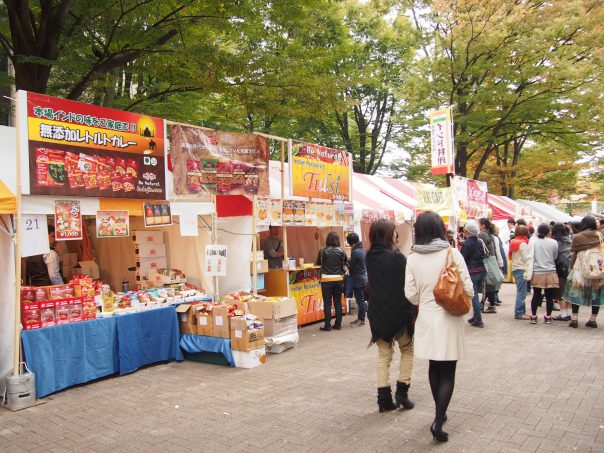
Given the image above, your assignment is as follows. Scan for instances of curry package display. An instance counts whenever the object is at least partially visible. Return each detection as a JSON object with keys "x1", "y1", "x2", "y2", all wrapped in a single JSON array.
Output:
[{"x1": 169, "y1": 124, "x2": 270, "y2": 199}]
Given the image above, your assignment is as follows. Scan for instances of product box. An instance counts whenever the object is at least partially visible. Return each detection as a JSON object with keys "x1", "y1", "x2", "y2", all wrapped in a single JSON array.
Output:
[
  {"x1": 21, "y1": 302, "x2": 41, "y2": 330},
  {"x1": 133, "y1": 230, "x2": 164, "y2": 244},
  {"x1": 39, "y1": 301, "x2": 57, "y2": 328},
  {"x1": 232, "y1": 346, "x2": 267, "y2": 369},
  {"x1": 248, "y1": 298, "x2": 298, "y2": 336},
  {"x1": 212, "y1": 306, "x2": 231, "y2": 338},
  {"x1": 230, "y1": 317, "x2": 265, "y2": 352},
  {"x1": 135, "y1": 243, "x2": 167, "y2": 258},
  {"x1": 69, "y1": 299, "x2": 83, "y2": 323},
  {"x1": 55, "y1": 300, "x2": 71, "y2": 325},
  {"x1": 250, "y1": 274, "x2": 265, "y2": 291},
  {"x1": 250, "y1": 259, "x2": 269, "y2": 274},
  {"x1": 196, "y1": 309, "x2": 213, "y2": 337},
  {"x1": 265, "y1": 331, "x2": 299, "y2": 354},
  {"x1": 136, "y1": 256, "x2": 168, "y2": 277},
  {"x1": 175, "y1": 303, "x2": 198, "y2": 334}
]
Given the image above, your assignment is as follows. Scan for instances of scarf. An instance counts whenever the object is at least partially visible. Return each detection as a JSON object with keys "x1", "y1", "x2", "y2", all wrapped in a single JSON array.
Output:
[
  {"x1": 571, "y1": 229, "x2": 602, "y2": 253},
  {"x1": 412, "y1": 238, "x2": 450, "y2": 254},
  {"x1": 509, "y1": 235, "x2": 529, "y2": 257}
]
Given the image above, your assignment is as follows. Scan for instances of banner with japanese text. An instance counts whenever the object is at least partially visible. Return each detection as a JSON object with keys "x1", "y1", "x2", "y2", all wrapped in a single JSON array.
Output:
[
  {"x1": 54, "y1": 200, "x2": 82, "y2": 241},
  {"x1": 454, "y1": 176, "x2": 489, "y2": 220},
  {"x1": 429, "y1": 108, "x2": 454, "y2": 175},
  {"x1": 289, "y1": 142, "x2": 351, "y2": 201},
  {"x1": 416, "y1": 186, "x2": 454, "y2": 216},
  {"x1": 20, "y1": 91, "x2": 165, "y2": 199},
  {"x1": 169, "y1": 124, "x2": 269, "y2": 200}
]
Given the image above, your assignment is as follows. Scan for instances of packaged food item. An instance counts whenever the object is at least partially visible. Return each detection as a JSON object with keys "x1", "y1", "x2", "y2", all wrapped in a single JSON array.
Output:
[
  {"x1": 40, "y1": 302, "x2": 56, "y2": 328},
  {"x1": 153, "y1": 204, "x2": 162, "y2": 222},
  {"x1": 56, "y1": 302, "x2": 70, "y2": 325},
  {"x1": 63, "y1": 285, "x2": 75, "y2": 298},
  {"x1": 20, "y1": 286, "x2": 36, "y2": 303},
  {"x1": 115, "y1": 158, "x2": 127, "y2": 176},
  {"x1": 122, "y1": 175, "x2": 135, "y2": 192},
  {"x1": 126, "y1": 159, "x2": 139, "y2": 178},
  {"x1": 232, "y1": 161, "x2": 247, "y2": 187},
  {"x1": 22, "y1": 302, "x2": 41, "y2": 330},
  {"x1": 244, "y1": 165, "x2": 259, "y2": 194},
  {"x1": 111, "y1": 173, "x2": 124, "y2": 192},
  {"x1": 36, "y1": 148, "x2": 66, "y2": 187},
  {"x1": 216, "y1": 160, "x2": 233, "y2": 194},
  {"x1": 35, "y1": 286, "x2": 48, "y2": 302},
  {"x1": 83, "y1": 172, "x2": 98, "y2": 190},
  {"x1": 200, "y1": 158, "x2": 218, "y2": 187},
  {"x1": 97, "y1": 171, "x2": 111, "y2": 191},
  {"x1": 68, "y1": 169, "x2": 85, "y2": 189},
  {"x1": 144, "y1": 202, "x2": 155, "y2": 225},
  {"x1": 186, "y1": 159, "x2": 202, "y2": 192},
  {"x1": 160, "y1": 204, "x2": 171, "y2": 224},
  {"x1": 68, "y1": 301, "x2": 82, "y2": 323},
  {"x1": 49, "y1": 286, "x2": 66, "y2": 300}
]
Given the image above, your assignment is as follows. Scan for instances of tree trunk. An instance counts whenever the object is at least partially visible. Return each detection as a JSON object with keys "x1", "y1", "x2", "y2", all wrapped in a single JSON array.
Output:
[{"x1": 454, "y1": 100, "x2": 468, "y2": 176}]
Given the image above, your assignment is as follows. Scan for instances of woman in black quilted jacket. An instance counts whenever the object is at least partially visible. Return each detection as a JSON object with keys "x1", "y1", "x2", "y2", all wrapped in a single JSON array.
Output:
[{"x1": 365, "y1": 219, "x2": 416, "y2": 413}]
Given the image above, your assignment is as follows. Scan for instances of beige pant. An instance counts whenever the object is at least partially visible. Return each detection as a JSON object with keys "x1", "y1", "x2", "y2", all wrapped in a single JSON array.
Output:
[{"x1": 377, "y1": 331, "x2": 414, "y2": 387}]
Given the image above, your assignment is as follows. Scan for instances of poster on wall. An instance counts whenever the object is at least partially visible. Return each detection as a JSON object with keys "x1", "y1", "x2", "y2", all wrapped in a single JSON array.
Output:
[
  {"x1": 344, "y1": 203, "x2": 355, "y2": 232},
  {"x1": 455, "y1": 176, "x2": 488, "y2": 220},
  {"x1": 282, "y1": 200, "x2": 295, "y2": 225},
  {"x1": 205, "y1": 245, "x2": 227, "y2": 277},
  {"x1": 305, "y1": 202, "x2": 317, "y2": 226},
  {"x1": 429, "y1": 108, "x2": 454, "y2": 175},
  {"x1": 169, "y1": 124, "x2": 269, "y2": 199},
  {"x1": 143, "y1": 200, "x2": 172, "y2": 227},
  {"x1": 54, "y1": 200, "x2": 82, "y2": 241},
  {"x1": 255, "y1": 198, "x2": 271, "y2": 226},
  {"x1": 270, "y1": 199, "x2": 282, "y2": 226},
  {"x1": 19, "y1": 91, "x2": 165, "y2": 199},
  {"x1": 416, "y1": 186, "x2": 454, "y2": 217},
  {"x1": 294, "y1": 201, "x2": 306, "y2": 225},
  {"x1": 96, "y1": 210, "x2": 129, "y2": 238},
  {"x1": 315, "y1": 203, "x2": 326, "y2": 227},
  {"x1": 289, "y1": 142, "x2": 351, "y2": 201}
]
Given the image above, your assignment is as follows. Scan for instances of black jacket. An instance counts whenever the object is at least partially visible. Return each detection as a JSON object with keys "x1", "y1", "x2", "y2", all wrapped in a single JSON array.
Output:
[
  {"x1": 348, "y1": 242, "x2": 368, "y2": 288},
  {"x1": 365, "y1": 243, "x2": 415, "y2": 344},
  {"x1": 316, "y1": 246, "x2": 347, "y2": 275},
  {"x1": 460, "y1": 235, "x2": 486, "y2": 273}
]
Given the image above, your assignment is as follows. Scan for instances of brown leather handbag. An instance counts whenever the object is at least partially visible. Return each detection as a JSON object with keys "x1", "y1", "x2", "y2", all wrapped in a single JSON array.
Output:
[{"x1": 433, "y1": 248, "x2": 471, "y2": 316}]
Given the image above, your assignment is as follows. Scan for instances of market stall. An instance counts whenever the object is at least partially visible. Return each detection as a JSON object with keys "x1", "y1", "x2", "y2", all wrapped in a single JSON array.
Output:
[{"x1": 516, "y1": 199, "x2": 573, "y2": 224}]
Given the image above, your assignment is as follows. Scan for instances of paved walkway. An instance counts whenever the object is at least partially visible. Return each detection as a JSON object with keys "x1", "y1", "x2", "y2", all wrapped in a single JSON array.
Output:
[{"x1": 1, "y1": 283, "x2": 603, "y2": 452}]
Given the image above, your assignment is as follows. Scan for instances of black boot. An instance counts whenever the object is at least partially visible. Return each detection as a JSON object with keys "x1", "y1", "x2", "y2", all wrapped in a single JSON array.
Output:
[
  {"x1": 395, "y1": 381, "x2": 414, "y2": 409},
  {"x1": 377, "y1": 387, "x2": 397, "y2": 413}
]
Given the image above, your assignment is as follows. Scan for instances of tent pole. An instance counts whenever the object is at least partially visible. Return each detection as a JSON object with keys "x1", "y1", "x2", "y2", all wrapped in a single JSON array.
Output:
[
  {"x1": 13, "y1": 92, "x2": 23, "y2": 377},
  {"x1": 252, "y1": 195, "x2": 258, "y2": 295},
  {"x1": 280, "y1": 141, "x2": 288, "y2": 266},
  {"x1": 211, "y1": 195, "x2": 219, "y2": 301}
]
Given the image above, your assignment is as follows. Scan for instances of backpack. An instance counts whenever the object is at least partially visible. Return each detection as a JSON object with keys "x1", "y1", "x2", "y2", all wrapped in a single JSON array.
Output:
[{"x1": 578, "y1": 233, "x2": 604, "y2": 279}]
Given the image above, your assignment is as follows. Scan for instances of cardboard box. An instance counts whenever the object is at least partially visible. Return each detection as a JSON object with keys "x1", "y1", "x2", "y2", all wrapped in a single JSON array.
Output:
[
  {"x1": 55, "y1": 300, "x2": 71, "y2": 325},
  {"x1": 21, "y1": 302, "x2": 41, "y2": 330},
  {"x1": 248, "y1": 298, "x2": 297, "y2": 320},
  {"x1": 176, "y1": 303, "x2": 198, "y2": 334},
  {"x1": 137, "y1": 256, "x2": 168, "y2": 277},
  {"x1": 232, "y1": 346, "x2": 267, "y2": 368},
  {"x1": 69, "y1": 299, "x2": 83, "y2": 323},
  {"x1": 135, "y1": 243, "x2": 167, "y2": 258},
  {"x1": 133, "y1": 230, "x2": 164, "y2": 244},
  {"x1": 230, "y1": 317, "x2": 265, "y2": 351},
  {"x1": 212, "y1": 306, "x2": 230, "y2": 338},
  {"x1": 250, "y1": 259, "x2": 269, "y2": 274},
  {"x1": 265, "y1": 331, "x2": 299, "y2": 354},
  {"x1": 196, "y1": 309, "x2": 213, "y2": 337},
  {"x1": 39, "y1": 301, "x2": 56, "y2": 328},
  {"x1": 264, "y1": 314, "x2": 298, "y2": 337},
  {"x1": 250, "y1": 274, "x2": 265, "y2": 291}
]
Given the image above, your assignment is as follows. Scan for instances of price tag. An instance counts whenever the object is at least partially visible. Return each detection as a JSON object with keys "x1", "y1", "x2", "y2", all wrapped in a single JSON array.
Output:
[{"x1": 21, "y1": 215, "x2": 50, "y2": 257}]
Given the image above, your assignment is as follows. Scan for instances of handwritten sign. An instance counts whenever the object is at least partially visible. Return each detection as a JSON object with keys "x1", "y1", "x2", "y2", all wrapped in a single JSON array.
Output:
[{"x1": 205, "y1": 245, "x2": 227, "y2": 277}]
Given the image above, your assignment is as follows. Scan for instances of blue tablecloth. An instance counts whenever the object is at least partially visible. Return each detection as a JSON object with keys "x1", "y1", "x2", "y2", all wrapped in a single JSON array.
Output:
[
  {"x1": 22, "y1": 306, "x2": 183, "y2": 398},
  {"x1": 180, "y1": 334, "x2": 235, "y2": 367},
  {"x1": 22, "y1": 317, "x2": 119, "y2": 399},
  {"x1": 117, "y1": 306, "x2": 183, "y2": 375}
]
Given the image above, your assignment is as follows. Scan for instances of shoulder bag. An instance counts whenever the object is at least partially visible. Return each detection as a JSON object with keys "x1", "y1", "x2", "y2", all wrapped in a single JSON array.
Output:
[{"x1": 433, "y1": 248, "x2": 471, "y2": 316}]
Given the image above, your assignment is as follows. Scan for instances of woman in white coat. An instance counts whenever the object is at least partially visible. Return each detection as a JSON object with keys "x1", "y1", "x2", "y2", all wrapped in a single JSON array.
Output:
[{"x1": 405, "y1": 211, "x2": 474, "y2": 443}]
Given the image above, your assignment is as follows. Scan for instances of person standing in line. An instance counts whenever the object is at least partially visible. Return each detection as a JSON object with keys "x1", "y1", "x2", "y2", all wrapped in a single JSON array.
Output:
[
  {"x1": 316, "y1": 232, "x2": 347, "y2": 331},
  {"x1": 25, "y1": 225, "x2": 64, "y2": 286},
  {"x1": 405, "y1": 211, "x2": 473, "y2": 443},
  {"x1": 509, "y1": 225, "x2": 531, "y2": 319},
  {"x1": 346, "y1": 233, "x2": 368, "y2": 327},
  {"x1": 492, "y1": 225, "x2": 508, "y2": 305},
  {"x1": 551, "y1": 223, "x2": 572, "y2": 321},
  {"x1": 365, "y1": 219, "x2": 415, "y2": 413},
  {"x1": 527, "y1": 224, "x2": 559, "y2": 324},
  {"x1": 460, "y1": 221, "x2": 486, "y2": 328},
  {"x1": 478, "y1": 218, "x2": 503, "y2": 313},
  {"x1": 263, "y1": 226, "x2": 285, "y2": 269},
  {"x1": 563, "y1": 216, "x2": 603, "y2": 328}
]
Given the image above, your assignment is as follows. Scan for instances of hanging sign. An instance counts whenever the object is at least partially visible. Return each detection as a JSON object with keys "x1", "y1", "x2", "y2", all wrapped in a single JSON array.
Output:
[
  {"x1": 289, "y1": 142, "x2": 351, "y2": 201},
  {"x1": 416, "y1": 186, "x2": 454, "y2": 216},
  {"x1": 270, "y1": 199, "x2": 283, "y2": 226},
  {"x1": 19, "y1": 91, "x2": 165, "y2": 199},
  {"x1": 454, "y1": 176, "x2": 489, "y2": 220},
  {"x1": 21, "y1": 215, "x2": 50, "y2": 257},
  {"x1": 429, "y1": 108, "x2": 454, "y2": 175},
  {"x1": 255, "y1": 198, "x2": 271, "y2": 226},
  {"x1": 205, "y1": 245, "x2": 228, "y2": 277},
  {"x1": 143, "y1": 200, "x2": 172, "y2": 227},
  {"x1": 54, "y1": 200, "x2": 83, "y2": 241},
  {"x1": 169, "y1": 124, "x2": 269, "y2": 199},
  {"x1": 96, "y1": 210, "x2": 129, "y2": 238}
]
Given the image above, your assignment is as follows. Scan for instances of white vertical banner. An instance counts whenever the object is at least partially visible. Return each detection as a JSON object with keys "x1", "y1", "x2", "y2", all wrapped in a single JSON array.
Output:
[{"x1": 429, "y1": 107, "x2": 454, "y2": 175}]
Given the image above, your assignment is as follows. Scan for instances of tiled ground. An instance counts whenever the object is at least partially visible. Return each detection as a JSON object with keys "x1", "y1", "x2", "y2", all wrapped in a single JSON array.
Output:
[{"x1": 1, "y1": 283, "x2": 603, "y2": 452}]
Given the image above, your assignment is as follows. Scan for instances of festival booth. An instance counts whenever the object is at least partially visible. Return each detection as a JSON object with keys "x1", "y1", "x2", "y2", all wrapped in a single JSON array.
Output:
[{"x1": 516, "y1": 199, "x2": 573, "y2": 224}]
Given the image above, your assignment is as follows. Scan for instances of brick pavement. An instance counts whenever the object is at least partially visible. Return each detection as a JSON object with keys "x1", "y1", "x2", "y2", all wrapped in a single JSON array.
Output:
[{"x1": 1, "y1": 283, "x2": 603, "y2": 452}]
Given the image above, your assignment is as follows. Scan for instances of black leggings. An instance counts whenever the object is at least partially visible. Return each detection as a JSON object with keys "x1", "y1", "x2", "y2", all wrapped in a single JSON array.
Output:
[
  {"x1": 531, "y1": 287, "x2": 555, "y2": 316},
  {"x1": 571, "y1": 305, "x2": 600, "y2": 315},
  {"x1": 428, "y1": 360, "x2": 457, "y2": 426}
]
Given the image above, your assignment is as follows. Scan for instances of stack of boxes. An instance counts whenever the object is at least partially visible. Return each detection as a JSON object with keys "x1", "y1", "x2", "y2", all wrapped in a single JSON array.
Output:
[
  {"x1": 248, "y1": 297, "x2": 298, "y2": 354},
  {"x1": 133, "y1": 230, "x2": 167, "y2": 286},
  {"x1": 250, "y1": 251, "x2": 269, "y2": 291}
]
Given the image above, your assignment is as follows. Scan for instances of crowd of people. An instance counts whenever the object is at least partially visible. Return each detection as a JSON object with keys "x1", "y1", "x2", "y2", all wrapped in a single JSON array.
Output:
[{"x1": 313, "y1": 212, "x2": 603, "y2": 444}]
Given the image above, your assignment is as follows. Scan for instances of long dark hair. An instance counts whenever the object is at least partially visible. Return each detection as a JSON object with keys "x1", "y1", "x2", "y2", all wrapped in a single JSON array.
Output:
[
  {"x1": 536, "y1": 223, "x2": 550, "y2": 239},
  {"x1": 551, "y1": 223, "x2": 568, "y2": 241},
  {"x1": 569, "y1": 221, "x2": 582, "y2": 234},
  {"x1": 580, "y1": 215, "x2": 597, "y2": 231},
  {"x1": 479, "y1": 217, "x2": 494, "y2": 234},
  {"x1": 326, "y1": 231, "x2": 340, "y2": 247},
  {"x1": 414, "y1": 211, "x2": 447, "y2": 245},
  {"x1": 368, "y1": 218, "x2": 396, "y2": 252}
]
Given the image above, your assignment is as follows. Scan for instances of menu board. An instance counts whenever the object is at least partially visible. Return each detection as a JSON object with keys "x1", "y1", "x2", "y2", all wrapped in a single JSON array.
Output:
[
  {"x1": 282, "y1": 201, "x2": 296, "y2": 225},
  {"x1": 169, "y1": 124, "x2": 269, "y2": 200},
  {"x1": 54, "y1": 200, "x2": 82, "y2": 241},
  {"x1": 20, "y1": 91, "x2": 165, "y2": 199}
]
